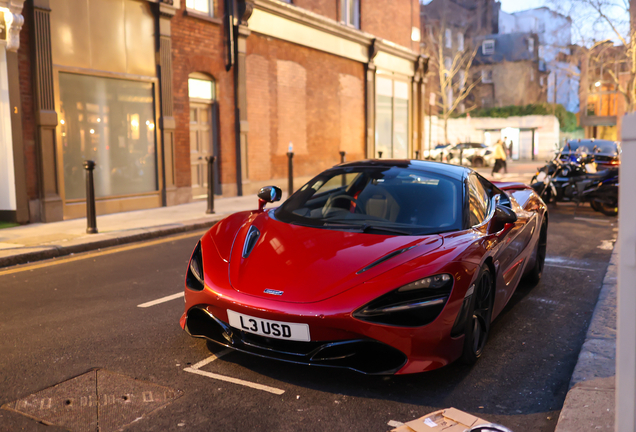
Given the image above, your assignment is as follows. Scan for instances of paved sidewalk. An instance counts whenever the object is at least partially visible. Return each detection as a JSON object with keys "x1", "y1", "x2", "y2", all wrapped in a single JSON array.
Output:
[
  {"x1": 0, "y1": 194, "x2": 271, "y2": 268},
  {"x1": 555, "y1": 244, "x2": 617, "y2": 431}
]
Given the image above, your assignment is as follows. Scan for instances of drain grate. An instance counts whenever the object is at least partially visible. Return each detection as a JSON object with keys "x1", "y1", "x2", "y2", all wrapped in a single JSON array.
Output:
[{"x1": 2, "y1": 369, "x2": 182, "y2": 432}]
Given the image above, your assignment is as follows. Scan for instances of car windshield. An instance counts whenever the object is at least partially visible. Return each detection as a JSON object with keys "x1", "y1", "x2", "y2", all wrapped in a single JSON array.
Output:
[
  {"x1": 274, "y1": 166, "x2": 463, "y2": 235},
  {"x1": 565, "y1": 141, "x2": 617, "y2": 155}
]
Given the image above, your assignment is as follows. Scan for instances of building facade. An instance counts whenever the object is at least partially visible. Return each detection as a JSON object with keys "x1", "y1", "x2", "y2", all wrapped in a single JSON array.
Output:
[
  {"x1": 4, "y1": 0, "x2": 427, "y2": 224},
  {"x1": 498, "y1": 7, "x2": 579, "y2": 113},
  {"x1": 420, "y1": 0, "x2": 499, "y2": 116},
  {"x1": 472, "y1": 32, "x2": 548, "y2": 108},
  {"x1": 578, "y1": 44, "x2": 629, "y2": 141}
]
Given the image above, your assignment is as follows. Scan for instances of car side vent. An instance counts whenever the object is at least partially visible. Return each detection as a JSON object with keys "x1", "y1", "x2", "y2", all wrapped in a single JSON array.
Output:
[{"x1": 242, "y1": 226, "x2": 261, "y2": 258}]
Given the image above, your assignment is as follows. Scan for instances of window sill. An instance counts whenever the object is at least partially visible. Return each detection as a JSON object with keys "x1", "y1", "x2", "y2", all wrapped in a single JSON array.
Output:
[
  {"x1": 184, "y1": 9, "x2": 223, "y2": 25},
  {"x1": 339, "y1": 21, "x2": 360, "y2": 30}
]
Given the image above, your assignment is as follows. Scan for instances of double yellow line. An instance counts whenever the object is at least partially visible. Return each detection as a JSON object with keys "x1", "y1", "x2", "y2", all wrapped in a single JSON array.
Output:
[{"x1": 0, "y1": 230, "x2": 206, "y2": 277}]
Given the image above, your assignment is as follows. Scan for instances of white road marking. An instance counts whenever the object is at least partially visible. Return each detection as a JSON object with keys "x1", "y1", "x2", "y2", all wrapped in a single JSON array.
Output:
[
  {"x1": 183, "y1": 368, "x2": 285, "y2": 395},
  {"x1": 184, "y1": 348, "x2": 285, "y2": 395},
  {"x1": 190, "y1": 348, "x2": 233, "y2": 369},
  {"x1": 544, "y1": 264, "x2": 596, "y2": 272},
  {"x1": 387, "y1": 420, "x2": 405, "y2": 427},
  {"x1": 137, "y1": 292, "x2": 184, "y2": 308},
  {"x1": 545, "y1": 257, "x2": 591, "y2": 266},
  {"x1": 598, "y1": 240, "x2": 616, "y2": 251},
  {"x1": 529, "y1": 297, "x2": 559, "y2": 305},
  {"x1": 574, "y1": 217, "x2": 610, "y2": 223}
]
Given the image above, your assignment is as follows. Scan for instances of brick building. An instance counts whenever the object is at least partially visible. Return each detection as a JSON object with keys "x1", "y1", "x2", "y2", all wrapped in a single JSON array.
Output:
[
  {"x1": 472, "y1": 32, "x2": 548, "y2": 108},
  {"x1": 1, "y1": 0, "x2": 426, "y2": 224},
  {"x1": 578, "y1": 44, "x2": 630, "y2": 141}
]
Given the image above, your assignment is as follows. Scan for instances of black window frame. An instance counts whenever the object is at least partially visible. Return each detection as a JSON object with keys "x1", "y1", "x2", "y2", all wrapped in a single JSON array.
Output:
[{"x1": 463, "y1": 172, "x2": 510, "y2": 229}]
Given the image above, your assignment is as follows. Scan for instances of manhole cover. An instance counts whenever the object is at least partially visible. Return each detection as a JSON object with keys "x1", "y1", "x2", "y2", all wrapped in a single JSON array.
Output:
[{"x1": 2, "y1": 369, "x2": 182, "y2": 432}]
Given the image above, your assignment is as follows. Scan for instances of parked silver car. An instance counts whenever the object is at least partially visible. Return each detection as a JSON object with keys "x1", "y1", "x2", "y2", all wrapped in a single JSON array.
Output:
[{"x1": 445, "y1": 142, "x2": 492, "y2": 167}]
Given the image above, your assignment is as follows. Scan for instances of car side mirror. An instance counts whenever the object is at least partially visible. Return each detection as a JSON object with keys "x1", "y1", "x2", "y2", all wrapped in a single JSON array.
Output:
[
  {"x1": 488, "y1": 204, "x2": 517, "y2": 233},
  {"x1": 257, "y1": 186, "x2": 282, "y2": 212}
]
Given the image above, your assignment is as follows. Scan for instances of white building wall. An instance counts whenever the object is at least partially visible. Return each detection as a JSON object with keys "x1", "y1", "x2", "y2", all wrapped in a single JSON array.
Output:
[{"x1": 428, "y1": 115, "x2": 560, "y2": 161}]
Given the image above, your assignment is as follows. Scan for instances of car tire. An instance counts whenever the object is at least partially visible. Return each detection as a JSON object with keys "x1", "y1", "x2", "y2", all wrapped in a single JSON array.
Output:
[
  {"x1": 472, "y1": 157, "x2": 484, "y2": 168},
  {"x1": 525, "y1": 218, "x2": 547, "y2": 284},
  {"x1": 460, "y1": 266, "x2": 493, "y2": 365}
]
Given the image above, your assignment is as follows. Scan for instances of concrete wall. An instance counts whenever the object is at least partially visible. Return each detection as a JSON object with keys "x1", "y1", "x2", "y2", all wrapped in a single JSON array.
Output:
[{"x1": 424, "y1": 114, "x2": 560, "y2": 160}]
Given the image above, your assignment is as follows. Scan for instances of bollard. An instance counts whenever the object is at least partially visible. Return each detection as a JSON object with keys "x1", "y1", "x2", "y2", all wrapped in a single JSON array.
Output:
[
  {"x1": 415, "y1": 150, "x2": 419, "y2": 160},
  {"x1": 206, "y1": 156, "x2": 216, "y2": 214},
  {"x1": 287, "y1": 151, "x2": 294, "y2": 196},
  {"x1": 83, "y1": 160, "x2": 98, "y2": 234},
  {"x1": 378, "y1": 151, "x2": 383, "y2": 159},
  {"x1": 340, "y1": 151, "x2": 346, "y2": 186},
  {"x1": 459, "y1": 147, "x2": 463, "y2": 166}
]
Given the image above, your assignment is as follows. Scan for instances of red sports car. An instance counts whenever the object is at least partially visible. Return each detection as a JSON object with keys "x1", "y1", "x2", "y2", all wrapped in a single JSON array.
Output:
[{"x1": 180, "y1": 160, "x2": 548, "y2": 374}]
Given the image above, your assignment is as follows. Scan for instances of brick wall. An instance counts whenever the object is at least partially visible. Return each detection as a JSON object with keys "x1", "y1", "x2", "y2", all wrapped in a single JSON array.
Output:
[
  {"x1": 17, "y1": 2, "x2": 38, "y2": 200},
  {"x1": 276, "y1": 60, "x2": 307, "y2": 155},
  {"x1": 170, "y1": 4, "x2": 236, "y2": 193},
  {"x1": 246, "y1": 54, "x2": 271, "y2": 181},
  {"x1": 362, "y1": 0, "x2": 419, "y2": 50},
  {"x1": 245, "y1": 34, "x2": 365, "y2": 184},
  {"x1": 338, "y1": 73, "x2": 364, "y2": 155}
]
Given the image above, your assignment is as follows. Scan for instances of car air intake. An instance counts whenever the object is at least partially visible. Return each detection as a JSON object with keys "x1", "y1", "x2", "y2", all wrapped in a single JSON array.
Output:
[{"x1": 242, "y1": 226, "x2": 261, "y2": 258}]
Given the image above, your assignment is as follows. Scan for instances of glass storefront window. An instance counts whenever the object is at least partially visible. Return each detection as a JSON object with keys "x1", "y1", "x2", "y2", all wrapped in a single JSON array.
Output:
[
  {"x1": 59, "y1": 73, "x2": 157, "y2": 200},
  {"x1": 375, "y1": 76, "x2": 410, "y2": 159}
]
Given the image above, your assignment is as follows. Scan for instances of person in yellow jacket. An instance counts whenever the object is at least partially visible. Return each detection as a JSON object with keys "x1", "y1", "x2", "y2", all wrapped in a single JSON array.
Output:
[{"x1": 491, "y1": 139, "x2": 507, "y2": 176}]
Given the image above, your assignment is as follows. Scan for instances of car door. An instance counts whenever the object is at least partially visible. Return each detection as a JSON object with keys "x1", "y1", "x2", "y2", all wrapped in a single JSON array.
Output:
[{"x1": 476, "y1": 175, "x2": 536, "y2": 315}]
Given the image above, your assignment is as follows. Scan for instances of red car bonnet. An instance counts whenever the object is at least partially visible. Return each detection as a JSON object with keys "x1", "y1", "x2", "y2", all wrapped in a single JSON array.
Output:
[{"x1": 227, "y1": 211, "x2": 443, "y2": 303}]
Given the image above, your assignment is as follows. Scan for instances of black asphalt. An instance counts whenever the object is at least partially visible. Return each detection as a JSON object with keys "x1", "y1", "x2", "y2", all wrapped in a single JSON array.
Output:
[{"x1": 0, "y1": 204, "x2": 616, "y2": 432}]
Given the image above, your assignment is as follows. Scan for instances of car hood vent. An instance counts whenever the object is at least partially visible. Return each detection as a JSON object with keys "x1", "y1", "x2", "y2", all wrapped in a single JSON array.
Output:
[
  {"x1": 356, "y1": 245, "x2": 417, "y2": 275},
  {"x1": 242, "y1": 226, "x2": 261, "y2": 258}
]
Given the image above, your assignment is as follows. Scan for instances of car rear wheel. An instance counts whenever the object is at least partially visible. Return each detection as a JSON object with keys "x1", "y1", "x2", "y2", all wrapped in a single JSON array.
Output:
[
  {"x1": 525, "y1": 218, "x2": 547, "y2": 284},
  {"x1": 472, "y1": 157, "x2": 484, "y2": 168},
  {"x1": 461, "y1": 266, "x2": 493, "y2": 365}
]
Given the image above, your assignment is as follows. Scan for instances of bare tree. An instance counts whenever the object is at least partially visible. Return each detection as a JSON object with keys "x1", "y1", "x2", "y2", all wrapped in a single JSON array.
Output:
[
  {"x1": 550, "y1": 0, "x2": 636, "y2": 112},
  {"x1": 422, "y1": 18, "x2": 481, "y2": 144}
]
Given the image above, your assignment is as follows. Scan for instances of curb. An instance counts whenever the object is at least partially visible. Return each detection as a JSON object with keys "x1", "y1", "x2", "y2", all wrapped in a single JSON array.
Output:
[
  {"x1": 0, "y1": 217, "x2": 223, "y2": 269},
  {"x1": 554, "y1": 243, "x2": 617, "y2": 431}
]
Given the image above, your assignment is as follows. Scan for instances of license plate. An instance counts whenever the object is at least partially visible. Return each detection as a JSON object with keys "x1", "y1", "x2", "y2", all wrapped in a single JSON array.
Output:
[{"x1": 227, "y1": 310, "x2": 310, "y2": 342}]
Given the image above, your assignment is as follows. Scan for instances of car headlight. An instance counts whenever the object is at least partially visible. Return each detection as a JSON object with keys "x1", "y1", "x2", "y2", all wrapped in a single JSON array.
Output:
[
  {"x1": 353, "y1": 274, "x2": 453, "y2": 327},
  {"x1": 186, "y1": 241, "x2": 205, "y2": 291}
]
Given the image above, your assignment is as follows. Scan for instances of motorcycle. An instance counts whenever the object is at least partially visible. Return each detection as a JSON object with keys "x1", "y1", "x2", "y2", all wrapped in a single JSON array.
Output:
[
  {"x1": 582, "y1": 175, "x2": 619, "y2": 216},
  {"x1": 530, "y1": 147, "x2": 618, "y2": 216}
]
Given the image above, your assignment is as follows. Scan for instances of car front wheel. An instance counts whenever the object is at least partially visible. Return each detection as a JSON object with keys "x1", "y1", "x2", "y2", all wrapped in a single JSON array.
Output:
[{"x1": 461, "y1": 266, "x2": 493, "y2": 365}]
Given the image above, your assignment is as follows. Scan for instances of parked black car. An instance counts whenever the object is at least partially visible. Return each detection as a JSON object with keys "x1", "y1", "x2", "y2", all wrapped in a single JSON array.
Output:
[{"x1": 560, "y1": 139, "x2": 620, "y2": 169}]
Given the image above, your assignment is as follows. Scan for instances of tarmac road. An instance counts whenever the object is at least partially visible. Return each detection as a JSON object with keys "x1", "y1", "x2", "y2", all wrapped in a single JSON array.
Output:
[{"x1": 0, "y1": 203, "x2": 616, "y2": 432}]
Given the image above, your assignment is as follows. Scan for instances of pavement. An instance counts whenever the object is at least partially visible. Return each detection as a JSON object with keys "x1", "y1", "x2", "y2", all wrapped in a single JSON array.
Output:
[
  {"x1": 554, "y1": 244, "x2": 617, "y2": 432},
  {"x1": 0, "y1": 194, "x2": 271, "y2": 268},
  {"x1": 0, "y1": 158, "x2": 616, "y2": 431}
]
